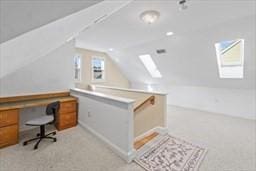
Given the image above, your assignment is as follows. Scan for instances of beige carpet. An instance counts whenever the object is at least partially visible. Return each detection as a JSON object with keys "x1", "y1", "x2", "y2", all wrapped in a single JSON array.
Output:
[
  {"x1": 0, "y1": 126, "x2": 142, "y2": 171},
  {"x1": 0, "y1": 105, "x2": 255, "y2": 171},
  {"x1": 168, "y1": 106, "x2": 256, "y2": 171}
]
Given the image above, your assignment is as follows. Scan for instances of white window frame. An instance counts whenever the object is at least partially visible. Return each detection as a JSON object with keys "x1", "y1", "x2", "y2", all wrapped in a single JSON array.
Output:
[
  {"x1": 74, "y1": 54, "x2": 82, "y2": 82},
  {"x1": 91, "y1": 56, "x2": 106, "y2": 83},
  {"x1": 215, "y1": 39, "x2": 244, "y2": 79}
]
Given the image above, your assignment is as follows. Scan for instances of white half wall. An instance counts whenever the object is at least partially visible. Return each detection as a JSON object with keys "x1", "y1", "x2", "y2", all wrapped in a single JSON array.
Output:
[
  {"x1": 0, "y1": 41, "x2": 75, "y2": 96},
  {"x1": 93, "y1": 85, "x2": 168, "y2": 137},
  {"x1": 70, "y1": 88, "x2": 136, "y2": 162},
  {"x1": 167, "y1": 86, "x2": 256, "y2": 120}
]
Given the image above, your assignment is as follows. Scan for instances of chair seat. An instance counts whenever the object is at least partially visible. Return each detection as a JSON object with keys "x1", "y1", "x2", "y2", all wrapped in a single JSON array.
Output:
[{"x1": 26, "y1": 115, "x2": 54, "y2": 126}]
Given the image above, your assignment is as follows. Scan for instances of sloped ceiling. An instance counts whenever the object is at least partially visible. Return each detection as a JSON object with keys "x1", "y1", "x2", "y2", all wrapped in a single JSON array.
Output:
[
  {"x1": 0, "y1": 0, "x2": 103, "y2": 43},
  {"x1": 0, "y1": 0, "x2": 132, "y2": 79},
  {"x1": 76, "y1": 0, "x2": 256, "y2": 89}
]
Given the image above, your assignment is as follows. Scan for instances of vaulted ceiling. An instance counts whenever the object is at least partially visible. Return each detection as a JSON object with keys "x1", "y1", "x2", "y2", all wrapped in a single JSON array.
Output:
[
  {"x1": 1, "y1": 0, "x2": 255, "y2": 90},
  {"x1": 76, "y1": 0, "x2": 256, "y2": 89},
  {"x1": 0, "y1": 0, "x2": 103, "y2": 43},
  {"x1": 0, "y1": 1, "x2": 131, "y2": 79}
]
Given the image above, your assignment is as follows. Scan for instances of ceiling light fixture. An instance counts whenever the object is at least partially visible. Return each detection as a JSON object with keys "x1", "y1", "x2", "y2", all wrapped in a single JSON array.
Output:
[
  {"x1": 166, "y1": 32, "x2": 174, "y2": 36},
  {"x1": 140, "y1": 10, "x2": 160, "y2": 24},
  {"x1": 108, "y1": 48, "x2": 114, "y2": 52}
]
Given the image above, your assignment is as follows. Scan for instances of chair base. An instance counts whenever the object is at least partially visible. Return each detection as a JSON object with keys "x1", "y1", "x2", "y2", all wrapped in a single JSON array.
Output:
[{"x1": 23, "y1": 125, "x2": 57, "y2": 149}]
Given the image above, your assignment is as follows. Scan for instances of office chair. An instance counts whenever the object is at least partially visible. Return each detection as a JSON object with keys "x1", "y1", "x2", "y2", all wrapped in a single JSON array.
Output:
[{"x1": 23, "y1": 101, "x2": 60, "y2": 149}]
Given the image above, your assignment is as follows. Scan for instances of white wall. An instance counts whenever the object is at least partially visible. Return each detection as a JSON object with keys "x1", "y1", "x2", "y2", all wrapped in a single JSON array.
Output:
[
  {"x1": 131, "y1": 83, "x2": 256, "y2": 120},
  {"x1": 0, "y1": 41, "x2": 75, "y2": 96},
  {"x1": 167, "y1": 86, "x2": 256, "y2": 120},
  {"x1": 71, "y1": 88, "x2": 135, "y2": 162},
  {"x1": 0, "y1": 41, "x2": 75, "y2": 130},
  {"x1": 75, "y1": 48, "x2": 130, "y2": 89}
]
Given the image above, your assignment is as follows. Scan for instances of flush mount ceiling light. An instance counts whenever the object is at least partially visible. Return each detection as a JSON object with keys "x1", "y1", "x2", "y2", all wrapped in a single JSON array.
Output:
[{"x1": 140, "y1": 10, "x2": 160, "y2": 24}]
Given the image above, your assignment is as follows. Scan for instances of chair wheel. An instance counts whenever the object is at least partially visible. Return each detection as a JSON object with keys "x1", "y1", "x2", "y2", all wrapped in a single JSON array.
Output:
[
  {"x1": 23, "y1": 141, "x2": 28, "y2": 146},
  {"x1": 36, "y1": 133, "x2": 40, "y2": 137},
  {"x1": 53, "y1": 138, "x2": 57, "y2": 142},
  {"x1": 34, "y1": 145, "x2": 38, "y2": 150},
  {"x1": 52, "y1": 132, "x2": 56, "y2": 135}
]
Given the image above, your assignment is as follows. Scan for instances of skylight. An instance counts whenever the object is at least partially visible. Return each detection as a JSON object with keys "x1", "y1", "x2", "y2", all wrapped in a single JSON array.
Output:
[
  {"x1": 139, "y1": 54, "x2": 162, "y2": 78},
  {"x1": 215, "y1": 39, "x2": 244, "y2": 78}
]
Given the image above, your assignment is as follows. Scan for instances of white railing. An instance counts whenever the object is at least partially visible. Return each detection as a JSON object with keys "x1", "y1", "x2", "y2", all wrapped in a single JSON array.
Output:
[{"x1": 93, "y1": 85, "x2": 168, "y2": 139}]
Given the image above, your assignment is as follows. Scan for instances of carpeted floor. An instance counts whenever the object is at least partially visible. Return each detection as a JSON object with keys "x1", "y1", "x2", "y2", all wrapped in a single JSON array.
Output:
[
  {"x1": 0, "y1": 105, "x2": 255, "y2": 171},
  {"x1": 0, "y1": 125, "x2": 141, "y2": 171},
  {"x1": 168, "y1": 106, "x2": 256, "y2": 171}
]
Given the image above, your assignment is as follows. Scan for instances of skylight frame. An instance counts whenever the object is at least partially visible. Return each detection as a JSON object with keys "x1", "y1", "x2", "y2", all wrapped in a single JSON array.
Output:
[
  {"x1": 215, "y1": 39, "x2": 244, "y2": 79},
  {"x1": 220, "y1": 39, "x2": 244, "y2": 66},
  {"x1": 139, "y1": 54, "x2": 162, "y2": 78}
]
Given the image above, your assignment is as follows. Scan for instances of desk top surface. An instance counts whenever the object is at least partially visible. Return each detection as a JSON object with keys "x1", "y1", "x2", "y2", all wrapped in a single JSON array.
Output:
[{"x1": 0, "y1": 96, "x2": 76, "y2": 111}]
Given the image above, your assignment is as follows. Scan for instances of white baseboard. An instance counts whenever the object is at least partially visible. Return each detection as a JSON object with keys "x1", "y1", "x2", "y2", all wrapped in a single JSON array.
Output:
[
  {"x1": 78, "y1": 121, "x2": 136, "y2": 163},
  {"x1": 134, "y1": 127, "x2": 168, "y2": 142}
]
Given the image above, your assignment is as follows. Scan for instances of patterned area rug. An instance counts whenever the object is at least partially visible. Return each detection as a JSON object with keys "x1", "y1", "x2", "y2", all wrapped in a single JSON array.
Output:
[{"x1": 134, "y1": 134, "x2": 207, "y2": 171}]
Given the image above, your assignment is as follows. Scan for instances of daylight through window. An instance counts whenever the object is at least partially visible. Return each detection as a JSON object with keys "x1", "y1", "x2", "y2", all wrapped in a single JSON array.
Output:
[
  {"x1": 92, "y1": 57, "x2": 105, "y2": 81},
  {"x1": 215, "y1": 39, "x2": 244, "y2": 78},
  {"x1": 74, "y1": 54, "x2": 81, "y2": 81}
]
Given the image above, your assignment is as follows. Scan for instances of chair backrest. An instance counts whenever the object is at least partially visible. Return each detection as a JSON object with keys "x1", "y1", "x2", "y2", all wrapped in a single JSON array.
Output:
[{"x1": 46, "y1": 101, "x2": 60, "y2": 122}]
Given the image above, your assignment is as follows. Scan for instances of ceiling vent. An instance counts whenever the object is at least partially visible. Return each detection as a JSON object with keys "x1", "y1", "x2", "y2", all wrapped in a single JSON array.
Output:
[{"x1": 156, "y1": 49, "x2": 166, "y2": 54}]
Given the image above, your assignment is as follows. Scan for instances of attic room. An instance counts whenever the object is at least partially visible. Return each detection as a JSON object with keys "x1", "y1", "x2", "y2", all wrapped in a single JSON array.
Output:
[{"x1": 0, "y1": 0, "x2": 255, "y2": 171}]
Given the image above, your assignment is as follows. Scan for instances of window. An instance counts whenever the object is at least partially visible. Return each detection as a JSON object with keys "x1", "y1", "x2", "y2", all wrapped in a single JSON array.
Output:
[
  {"x1": 92, "y1": 57, "x2": 105, "y2": 82},
  {"x1": 215, "y1": 39, "x2": 244, "y2": 78},
  {"x1": 139, "y1": 54, "x2": 162, "y2": 78},
  {"x1": 74, "y1": 54, "x2": 81, "y2": 81}
]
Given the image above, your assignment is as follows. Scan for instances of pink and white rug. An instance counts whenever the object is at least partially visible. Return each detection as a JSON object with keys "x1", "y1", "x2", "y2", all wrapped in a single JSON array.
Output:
[{"x1": 134, "y1": 134, "x2": 207, "y2": 171}]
